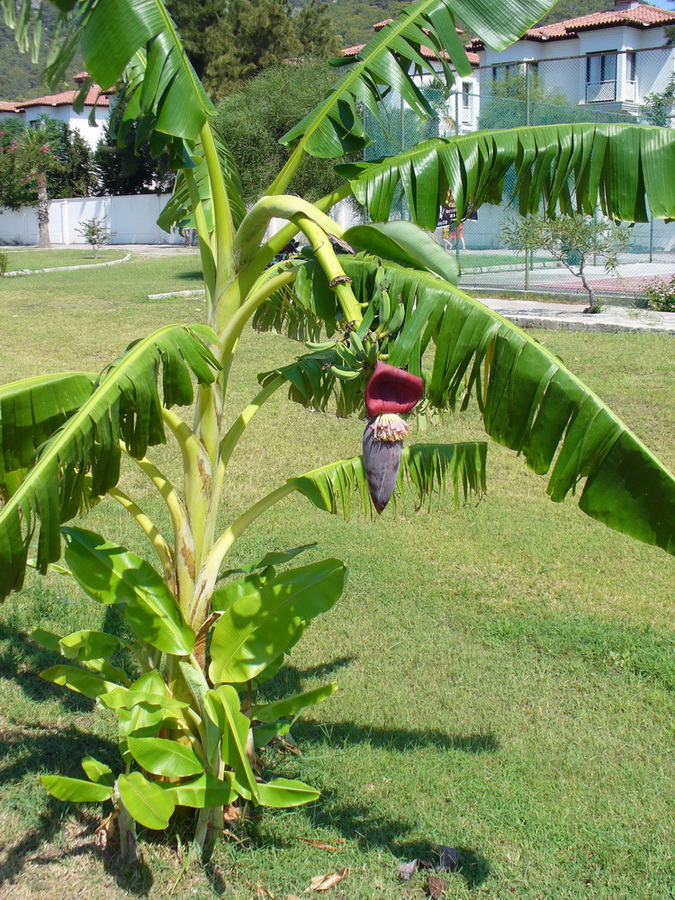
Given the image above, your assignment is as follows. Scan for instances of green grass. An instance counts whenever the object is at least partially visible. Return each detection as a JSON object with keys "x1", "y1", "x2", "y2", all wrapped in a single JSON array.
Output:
[
  {"x1": 0, "y1": 256, "x2": 673, "y2": 899},
  {"x1": 3, "y1": 248, "x2": 128, "y2": 271}
]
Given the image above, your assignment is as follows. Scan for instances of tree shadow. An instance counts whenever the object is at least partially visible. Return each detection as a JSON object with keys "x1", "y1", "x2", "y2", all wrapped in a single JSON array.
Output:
[
  {"x1": 0, "y1": 720, "x2": 118, "y2": 787},
  {"x1": 174, "y1": 269, "x2": 205, "y2": 282},
  {"x1": 0, "y1": 720, "x2": 153, "y2": 895},
  {"x1": 262, "y1": 656, "x2": 356, "y2": 698},
  {"x1": 292, "y1": 719, "x2": 499, "y2": 755},
  {"x1": 0, "y1": 807, "x2": 153, "y2": 897}
]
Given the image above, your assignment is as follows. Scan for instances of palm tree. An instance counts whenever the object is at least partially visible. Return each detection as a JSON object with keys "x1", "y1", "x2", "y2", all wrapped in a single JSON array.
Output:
[{"x1": 1, "y1": 0, "x2": 674, "y2": 859}]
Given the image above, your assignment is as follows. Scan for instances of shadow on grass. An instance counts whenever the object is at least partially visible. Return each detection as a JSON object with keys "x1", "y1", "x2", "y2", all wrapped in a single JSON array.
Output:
[
  {"x1": 0, "y1": 720, "x2": 153, "y2": 896},
  {"x1": 175, "y1": 269, "x2": 205, "y2": 282},
  {"x1": 0, "y1": 625, "x2": 94, "y2": 712},
  {"x1": 0, "y1": 805, "x2": 153, "y2": 897},
  {"x1": 293, "y1": 719, "x2": 499, "y2": 755}
]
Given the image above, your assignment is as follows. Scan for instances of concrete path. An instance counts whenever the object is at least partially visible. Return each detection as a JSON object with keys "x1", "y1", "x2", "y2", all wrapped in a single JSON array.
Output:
[{"x1": 479, "y1": 297, "x2": 675, "y2": 335}]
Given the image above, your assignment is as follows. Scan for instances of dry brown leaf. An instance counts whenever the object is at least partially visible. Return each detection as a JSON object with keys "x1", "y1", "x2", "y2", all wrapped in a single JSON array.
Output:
[
  {"x1": 93, "y1": 813, "x2": 116, "y2": 851},
  {"x1": 287, "y1": 895, "x2": 303, "y2": 900},
  {"x1": 427, "y1": 875, "x2": 449, "y2": 899},
  {"x1": 297, "y1": 838, "x2": 343, "y2": 851},
  {"x1": 309, "y1": 867, "x2": 348, "y2": 892},
  {"x1": 223, "y1": 802, "x2": 242, "y2": 824},
  {"x1": 256, "y1": 887, "x2": 275, "y2": 898}
]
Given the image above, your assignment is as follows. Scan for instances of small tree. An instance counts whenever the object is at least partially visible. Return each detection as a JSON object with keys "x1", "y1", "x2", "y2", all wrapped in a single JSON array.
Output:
[
  {"x1": 500, "y1": 213, "x2": 631, "y2": 312},
  {"x1": 75, "y1": 216, "x2": 114, "y2": 256},
  {"x1": 0, "y1": 119, "x2": 93, "y2": 247}
]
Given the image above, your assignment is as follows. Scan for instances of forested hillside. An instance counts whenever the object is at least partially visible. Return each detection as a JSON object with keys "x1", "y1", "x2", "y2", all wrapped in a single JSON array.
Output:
[{"x1": 0, "y1": 0, "x2": 645, "y2": 101}]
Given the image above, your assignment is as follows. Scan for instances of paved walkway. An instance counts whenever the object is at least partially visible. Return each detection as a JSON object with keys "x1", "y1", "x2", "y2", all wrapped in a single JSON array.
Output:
[{"x1": 479, "y1": 297, "x2": 675, "y2": 335}]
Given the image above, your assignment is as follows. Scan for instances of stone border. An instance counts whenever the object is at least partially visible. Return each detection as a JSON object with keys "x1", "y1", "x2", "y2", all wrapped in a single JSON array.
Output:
[
  {"x1": 2, "y1": 252, "x2": 131, "y2": 277},
  {"x1": 147, "y1": 289, "x2": 206, "y2": 299}
]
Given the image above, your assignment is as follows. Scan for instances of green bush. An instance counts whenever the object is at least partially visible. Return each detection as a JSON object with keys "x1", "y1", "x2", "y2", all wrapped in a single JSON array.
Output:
[
  {"x1": 643, "y1": 275, "x2": 675, "y2": 312},
  {"x1": 0, "y1": 251, "x2": 8, "y2": 276}
]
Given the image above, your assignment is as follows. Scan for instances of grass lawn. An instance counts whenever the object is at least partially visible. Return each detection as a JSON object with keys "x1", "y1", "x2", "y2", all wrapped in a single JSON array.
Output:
[
  {"x1": 0, "y1": 257, "x2": 673, "y2": 899},
  {"x1": 2, "y1": 248, "x2": 129, "y2": 271}
]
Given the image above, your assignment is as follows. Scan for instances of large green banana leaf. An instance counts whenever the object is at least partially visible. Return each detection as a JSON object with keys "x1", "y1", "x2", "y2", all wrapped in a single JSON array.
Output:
[
  {"x1": 0, "y1": 325, "x2": 218, "y2": 600},
  {"x1": 257, "y1": 254, "x2": 675, "y2": 557},
  {"x1": 337, "y1": 124, "x2": 675, "y2": 232},
  {"x1": 0, "y1": 373, "x2": 95, "y2": 487},
  {"x1": 2, "y1": 0, "x2": 214, "y2": 141},
  {"x1": 277, "y1": 0, "x2": 557, "y2": 166}
]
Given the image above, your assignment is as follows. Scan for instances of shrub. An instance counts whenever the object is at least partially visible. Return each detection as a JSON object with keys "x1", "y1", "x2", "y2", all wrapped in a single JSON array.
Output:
[
  {"x1": 642, "y1": 275, "x2": 675, "y2": 312},
  {"x1": 0, "y1": 251, "x2": 7, "y2": 275}
]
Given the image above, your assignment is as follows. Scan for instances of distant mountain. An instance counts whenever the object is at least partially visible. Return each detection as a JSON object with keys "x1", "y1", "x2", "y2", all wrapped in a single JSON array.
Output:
[{"x1": 0, "y1": 7, "x2": 83, "y2": 102}]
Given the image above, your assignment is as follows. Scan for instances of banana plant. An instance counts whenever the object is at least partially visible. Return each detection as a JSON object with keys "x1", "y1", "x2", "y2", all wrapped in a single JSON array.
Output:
[{"x1": 2, "y1": 0, "x2": 675, "y2": 862}]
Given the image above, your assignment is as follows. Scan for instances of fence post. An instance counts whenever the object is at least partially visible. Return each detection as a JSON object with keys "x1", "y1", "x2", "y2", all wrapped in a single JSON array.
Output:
[
  {"x1": 649, "y1": 213, "x2": 654, "y2": 264},
  {"x1": 525, "y1": 60, "x2": 531, "y2": 127}
]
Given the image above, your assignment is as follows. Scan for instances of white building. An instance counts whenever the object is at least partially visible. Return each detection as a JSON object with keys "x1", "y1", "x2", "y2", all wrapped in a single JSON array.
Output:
[
  {"x1": 469, "y1": 1, "x2": 675, "y2": 118},
  {"x1": 0, "y1": 73, "x2": 110, "y2": 149},
  {"x1": 342, "y1": 19, "x2": 482, "y2": 135}
]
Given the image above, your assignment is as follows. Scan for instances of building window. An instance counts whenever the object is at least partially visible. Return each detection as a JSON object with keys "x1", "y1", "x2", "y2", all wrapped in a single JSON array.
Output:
[
  {"x1": 462, "y1": 82, "x2": 471, "y2": 109},
  {"x1": 627, "y1": 51, "x2": 636, "y2": 82},
  {"x1": 586, "y1": 52, "x2": 617, "y2": 102},
  {"x1": 492, "y1": 63, "x2": 516, "y2": 82}
]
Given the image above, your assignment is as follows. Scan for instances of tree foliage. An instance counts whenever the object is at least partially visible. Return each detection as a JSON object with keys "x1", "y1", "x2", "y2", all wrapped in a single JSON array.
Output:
[
  {"x1": 0, "y1": 117, "x2": 93, "y2": 208},
  {"x1": 166, "y1": 0, "x2": 339, "y2": 100},
  {"x1": 216, "y1": 61, "x2": 346, "y2": 202},
  {"x1": 500, "y1": 213, "x2": 631, "y2": 312},
  {"x1": 93, "y1": 122, "x2": 173, "y2": 196}
]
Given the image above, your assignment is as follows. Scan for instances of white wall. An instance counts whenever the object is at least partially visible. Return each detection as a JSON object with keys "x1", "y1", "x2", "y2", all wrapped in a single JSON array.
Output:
[{"x1": 0, "y1": 194, "x2": 184, "y2": 245}]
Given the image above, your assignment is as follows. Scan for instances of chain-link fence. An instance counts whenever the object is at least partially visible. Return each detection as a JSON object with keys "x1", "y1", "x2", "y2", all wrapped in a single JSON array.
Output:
[{"x1": 361, "y1": 46, "x2": 675, "y2": 303}]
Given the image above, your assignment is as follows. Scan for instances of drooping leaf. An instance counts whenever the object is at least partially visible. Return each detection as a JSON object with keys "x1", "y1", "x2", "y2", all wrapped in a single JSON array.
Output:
[
  {"x1": 209, "y1": 560, "x2": 347, "y2": 684},
  {"x1": 117, "y1": 771, "x2": 175, "y2": 830},
  {"x1": 337, "y1": 124, "x2": 675, "y2": 230},
  {"x1": 2, "y1": 0, "x2": 215, "y2": 140},
  {"x1": 59, "y1": 630, "x2": 123, "y2": 661},
  {"x1": 204, "y1": 685, "x2": 259, "y2": 801},
  {"x1": 251, "y1": 683, "x2": 338, "y2": 724},
  {"x1": 0, "y1": 373, "x2": 94, "y2": 487},
  {"x1": 343, "y1": 221, "x2": 459, "y2": 283},
  {"x1": 0, "y1": 325, "x2": 218, "y2": 602},
  {"x1": 161, "y1": 772, "x2": 236, "y2": 809},
  {"x1": 63, "y1": 528, "x2": 195, "y2": 656},
  {"x1": 127, "y1": 736, "x2": 204, "y2": 778},
  {"x1": 41, "y1": 775, "x2": 113, "y2": 803}
]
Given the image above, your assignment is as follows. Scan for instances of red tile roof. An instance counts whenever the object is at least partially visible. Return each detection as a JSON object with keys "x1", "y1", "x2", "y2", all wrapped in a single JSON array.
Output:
[
  {"x1": 0, "y1": 75, "x2": 111, "y2": 114},
  {"x1": 14, "y1": 85, "x2": 110, "y2": 110},
  {"x1": 468, "y1": 3, "x2": 675, "y2": 48},
  {"x1": 342, "y1": 41, "x2": 480, "y2": 66}
]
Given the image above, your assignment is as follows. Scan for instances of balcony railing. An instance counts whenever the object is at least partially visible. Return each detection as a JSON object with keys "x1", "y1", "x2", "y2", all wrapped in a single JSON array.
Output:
[{"x1": 586, "y1": 80, "x2": 616, "y2": 102}]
